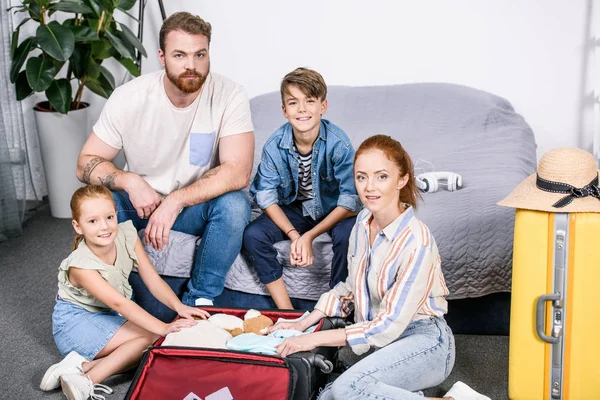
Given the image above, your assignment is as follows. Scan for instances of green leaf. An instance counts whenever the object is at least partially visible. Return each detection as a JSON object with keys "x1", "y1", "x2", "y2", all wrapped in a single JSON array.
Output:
[
  {"x1": 70, "y1": 25, "x2": 99, "y2": 42},
  {"x1": 62, "y1": 18, "x2": 76, "y2": 27},
  {"x1": 11, "y1": 30, "x2": 19, "y2": 59},
  {"x1": 115, "y1": 30, "x2": 135, "y2": 57},
  {"x1": 34, "y1": 0, "x2": 51, "y2": 7},
  {"x1": 11, "y1": 18, "x2": 31, "y2": 58},
  {"x1": 118, "y1": 57, "x2": 140, "y2": 77},
  {"x1": 27, "y1": 3, "x2": 42, "y2": 21},
  {"x1": 115, "y1": 0, "x2": 136, "y2": 11},
  {"x1": 10, "y1": 37, "x2": 36, "y2": 83},
  {"x1": 45, "y1": 78, "x2": 73, "y2": 114},
  {"x1": 95, "y1": 0, "x2": 115, "y2": 13},
  {"x1": 7, "y1": 4, "x2": 27, "y2": 12},
  {"x1": 104, "y1": 30, "x2": 134, "y2": 59},
  {"x1": 117, "y1": 23, "x2": 146, "y2": 57},
  {"x1": 99, "y1": 65, "x2": 115, "y2": 90},
  {"x1": 81, "y1": 0, "x2": 101, "y2": 16},
  {"x1": 69, "y1": 43, "x2": 92, "y2": 78},
  {"x1": 52, "y1": 59, "x2": 66, "y2": 74},
  {"x1": 36, "y1": 21, "x2": 75, "y2": 61},
  {"x1": 88, "y1": 60, "x2": 101, "y2": 79},
  {"x1": 91, "y1": 37, "x2": 112, "y2": 59},
  {"x1": 15, "y1": 71, "x2": 34, "y2": 100},
  {"x1": 49, "y1": 0, "x2": 93, "y2": 14},
  {"x1": 85, "y1": 75, "x2": 112, "y2": 98},
  {"x1": 25, "y1": 55, "x2": 55, "y2": 92}
]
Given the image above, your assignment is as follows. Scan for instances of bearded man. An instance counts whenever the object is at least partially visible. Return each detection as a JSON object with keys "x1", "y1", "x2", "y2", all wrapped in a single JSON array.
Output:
[{"x1": 76, "y1": 12, "x2": 254, "y2": 316}]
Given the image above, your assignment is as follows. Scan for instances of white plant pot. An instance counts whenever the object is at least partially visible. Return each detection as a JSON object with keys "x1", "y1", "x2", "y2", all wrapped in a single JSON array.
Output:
[{"x1": 34, "y1": 104, "x2": 88, "y2": 218}]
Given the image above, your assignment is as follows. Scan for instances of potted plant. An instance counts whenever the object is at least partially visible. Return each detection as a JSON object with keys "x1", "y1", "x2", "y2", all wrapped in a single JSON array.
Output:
[{"x1": 8, "y1": 0, "x2": 146, "y2": 218}]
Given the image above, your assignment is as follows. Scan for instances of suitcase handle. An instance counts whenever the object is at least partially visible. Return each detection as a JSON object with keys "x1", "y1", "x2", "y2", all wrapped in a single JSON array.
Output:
[{"x1": 535, "y1": 293, "x2": 562, "y2": 344}]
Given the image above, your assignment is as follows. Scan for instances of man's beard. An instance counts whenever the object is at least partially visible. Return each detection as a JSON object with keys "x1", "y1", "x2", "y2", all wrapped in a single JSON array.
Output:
[{"x1": 165, "y1": 64, "x2": 208, "y2": 93}]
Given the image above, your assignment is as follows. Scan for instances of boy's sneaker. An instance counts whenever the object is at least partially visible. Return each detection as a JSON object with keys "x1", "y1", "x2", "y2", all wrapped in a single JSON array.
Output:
[
  {"x1": 40, "y1": 351, "x2": 88, "y2": 391},
  {"x1": 60, "y1": 373, "x2": 113, "y2": 400},
  {"x1": 195, "y1": 297, "x2": 214, "y2": 306},
  {"x1": 443, "y1": 381, "x2": 491, "y2": 400}
]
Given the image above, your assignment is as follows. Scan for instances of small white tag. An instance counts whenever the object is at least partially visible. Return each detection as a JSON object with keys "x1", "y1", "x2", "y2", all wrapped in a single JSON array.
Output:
[
  {"x1": 183, "y1": 392, "x2": 202, "y2": 400},
  {"x1": 205, "y1": 387, "x2": 234, "y2": 400}
]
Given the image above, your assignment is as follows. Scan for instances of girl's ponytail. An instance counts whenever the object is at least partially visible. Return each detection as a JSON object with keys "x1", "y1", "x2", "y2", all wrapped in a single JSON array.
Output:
[{"x1": 72, "y1": 233, "x2": 84, "y2": 250}]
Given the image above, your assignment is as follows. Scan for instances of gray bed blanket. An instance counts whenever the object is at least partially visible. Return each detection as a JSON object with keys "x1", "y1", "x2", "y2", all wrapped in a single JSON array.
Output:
[{"x1": 141, "y1": 83, "x2": 536, "y2": 301}]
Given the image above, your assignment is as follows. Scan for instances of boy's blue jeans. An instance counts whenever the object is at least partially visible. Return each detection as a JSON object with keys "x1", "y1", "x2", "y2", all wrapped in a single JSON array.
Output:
[
  {"x1": 242, "y1": 202, "x2": 356, "y2": 289},
  {"x1": 112, "y1": 190, "x2": 251, "y2": 307}
]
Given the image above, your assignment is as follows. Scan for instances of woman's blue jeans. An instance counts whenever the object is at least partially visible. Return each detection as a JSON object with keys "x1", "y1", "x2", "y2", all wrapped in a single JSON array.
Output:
[
  {"x1": 319, "y1": 317, "x2": 455, "y2": 400},
  {"x1": 112, "y1": 189, "x2": 251, "y2": 307}
]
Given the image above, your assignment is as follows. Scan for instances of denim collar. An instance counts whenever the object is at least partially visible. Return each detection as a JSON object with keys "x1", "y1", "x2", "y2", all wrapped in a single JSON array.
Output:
[{"x1": 279, "y1": 119, "x2": 329, "y2": 152}]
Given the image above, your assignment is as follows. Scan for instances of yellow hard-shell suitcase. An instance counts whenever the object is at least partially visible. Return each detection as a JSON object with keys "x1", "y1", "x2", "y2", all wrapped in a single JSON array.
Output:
[{"x1": 509, "y1": 210, "x2": 600, "y2": 400}]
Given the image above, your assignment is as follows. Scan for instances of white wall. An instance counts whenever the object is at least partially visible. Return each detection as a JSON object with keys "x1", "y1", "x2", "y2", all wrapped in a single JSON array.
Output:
[{"x1": 136, "y1": 0, "x2": 593, "y2": 159}]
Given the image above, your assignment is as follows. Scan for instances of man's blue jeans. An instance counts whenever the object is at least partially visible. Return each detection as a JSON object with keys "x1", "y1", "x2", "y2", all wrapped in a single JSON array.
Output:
[{"x1": 112, "y1": 190, "x2": 251, "y2": 307}]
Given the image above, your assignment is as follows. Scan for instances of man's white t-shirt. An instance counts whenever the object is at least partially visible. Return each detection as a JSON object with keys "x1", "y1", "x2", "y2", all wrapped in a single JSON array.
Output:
[{"x1": 93, "y1": 70, "x2": 254, "y2": 196}]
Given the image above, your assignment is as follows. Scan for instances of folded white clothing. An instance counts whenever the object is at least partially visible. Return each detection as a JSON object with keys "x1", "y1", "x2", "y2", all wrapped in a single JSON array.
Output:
[
  {"x1": 275, "y1": 311, "x2": 310, "y2": 324},
  {"x1": 209, "y1": 314, "x2": 244, "y2": 331},
  {"x1": 162, "y1": 320, "x2": 232, "y2": 349},
  {"x1": 269, "y1": 329, "x2": 305, "y2": 339},
  {"x1": 275, "y1": 311, "x2": 318, "y2": 333}
]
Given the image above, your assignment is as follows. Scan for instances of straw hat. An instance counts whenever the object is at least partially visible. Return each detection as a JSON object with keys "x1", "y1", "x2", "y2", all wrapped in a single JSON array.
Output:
[{"x1": 498, "y1": 147, "x2": 600, "y2": 212}]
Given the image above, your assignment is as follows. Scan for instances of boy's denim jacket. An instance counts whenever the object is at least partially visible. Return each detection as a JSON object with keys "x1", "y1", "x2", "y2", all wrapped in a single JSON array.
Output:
[{"x1": 250, "y1": 119, "x2": 362, "y2": 220}]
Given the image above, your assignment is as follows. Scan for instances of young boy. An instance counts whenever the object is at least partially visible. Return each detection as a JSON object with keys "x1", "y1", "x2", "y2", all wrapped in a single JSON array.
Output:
[{"x1": 243, "y1": 67, "x2": 361, "y2": 309}]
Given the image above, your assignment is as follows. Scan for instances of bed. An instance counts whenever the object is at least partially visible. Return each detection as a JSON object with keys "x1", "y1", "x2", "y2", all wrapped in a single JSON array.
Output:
[{"x1": 142, "y1": 82, "x2": 536, "y2": 308}]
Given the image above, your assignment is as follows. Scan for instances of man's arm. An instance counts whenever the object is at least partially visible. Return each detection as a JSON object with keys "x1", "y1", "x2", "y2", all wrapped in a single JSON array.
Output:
[
  {"x1": 77, "y1": 132, "x2": 122, "y2": 187},
  {"x1": 143, "y1": 131, "x2": 254, "y2": 250},
  {"x1": 168, "y1": 131, "x2": 255, "y2": 207},
  {"x1": 77, "y1": 132, "x2": 161, "y2": 219}
]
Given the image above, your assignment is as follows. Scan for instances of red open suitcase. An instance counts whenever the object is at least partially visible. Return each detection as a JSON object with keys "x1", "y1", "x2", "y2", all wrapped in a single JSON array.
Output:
[{"x1": 125, "y1": 307, "x2": 345, "y2": 400}]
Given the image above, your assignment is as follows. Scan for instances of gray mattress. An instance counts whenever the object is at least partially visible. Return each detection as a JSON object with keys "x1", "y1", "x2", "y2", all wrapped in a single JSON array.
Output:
[{"x1": 143, "y1": 83, "x2": 537, "y2": 301}]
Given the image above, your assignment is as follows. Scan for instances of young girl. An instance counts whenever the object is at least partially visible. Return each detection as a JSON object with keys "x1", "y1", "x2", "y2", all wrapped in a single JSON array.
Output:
[
  {"x1": 270, "y1": 135, "x2": 488, "y2": 400},
  {"x1": 40, "y1": 185, "x2": 209, "y2": 400}
]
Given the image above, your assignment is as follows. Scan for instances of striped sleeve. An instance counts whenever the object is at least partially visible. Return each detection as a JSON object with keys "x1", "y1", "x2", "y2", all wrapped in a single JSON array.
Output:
[
  {"x1": 314, "y1": 279, "x2": 355, "y2": 318},
  {"x1": 344, "y1": 244, "x2": 437, "y2": 355}
]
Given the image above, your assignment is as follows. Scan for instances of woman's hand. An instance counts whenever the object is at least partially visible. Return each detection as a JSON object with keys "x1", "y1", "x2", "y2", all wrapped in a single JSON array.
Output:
[
  {"x1": 268, "y1": 320, "x2": 306, "y2": 334},
  {"x1": 275, "y1": 334, "x2": 319, "y2": 357},
  {"x1": 162, "y1": 318, "x2": 197, "y2": 336},
  {"x1": 176, "y1": 304, "x2": 211, "y2": 320}
]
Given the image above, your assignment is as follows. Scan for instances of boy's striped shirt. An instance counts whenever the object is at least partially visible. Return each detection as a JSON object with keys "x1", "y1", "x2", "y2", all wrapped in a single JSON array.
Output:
[{"x1": 293, "y1": 144, "x2": 313, "y2": 201}]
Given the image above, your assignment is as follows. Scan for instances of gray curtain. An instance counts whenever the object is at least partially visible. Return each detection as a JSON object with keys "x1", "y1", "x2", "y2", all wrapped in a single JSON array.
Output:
[{"x1": 0, "y1": 2, "x2": 46, "y2": 241}]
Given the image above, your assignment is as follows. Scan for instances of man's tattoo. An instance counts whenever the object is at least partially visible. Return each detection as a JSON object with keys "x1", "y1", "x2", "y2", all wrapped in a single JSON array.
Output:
[
  {"x1": 82, "y1": 157, "x2": 109, "y2": 183},
  {"x1": 200, "y1": 166, "x2": 221, "y2": 180},
  {"x1": 99, "y1": 172, "x2": 118, "y2": 190}
]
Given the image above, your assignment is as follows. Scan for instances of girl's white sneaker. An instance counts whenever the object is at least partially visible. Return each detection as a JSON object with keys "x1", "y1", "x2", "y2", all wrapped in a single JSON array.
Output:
[
  {"x1": 40, "y1": 351, "x2": 87, "y2": 391},
  {"x1": 443, "y1": 381, "x2": 491, "y2": 400},
  {"x1": 60, "y1": 373, "x2": 113, "y2": 400}
]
